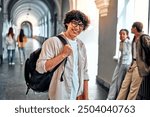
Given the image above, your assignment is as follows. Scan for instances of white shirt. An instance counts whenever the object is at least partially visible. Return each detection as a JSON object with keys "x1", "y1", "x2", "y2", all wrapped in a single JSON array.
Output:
[
  {"x1": 6, "y1": 35, "x2": 16, "y2": 50},
  {"x1": 133, "y1": 42, "x2": 136, "y2": 59},
  {"x1": 67, "y1": 38, "x2": 79, "y2": 100},
  {"x1": 36, "y1": 34, "x2": 89, "y2": 100}
]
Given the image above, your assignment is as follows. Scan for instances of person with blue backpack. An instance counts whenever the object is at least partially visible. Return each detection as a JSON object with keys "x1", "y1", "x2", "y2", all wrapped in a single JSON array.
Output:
[{"x1": 36, "y1": 10, "x2": 90, "y2": 100}]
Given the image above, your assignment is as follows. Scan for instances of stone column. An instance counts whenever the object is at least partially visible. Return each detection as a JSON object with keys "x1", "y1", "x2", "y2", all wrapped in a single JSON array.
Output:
[
  {"x1": 95, "y1": 0, "x2": 118, "y2": 88},
  {"x1": 95, "y1": 0, "x2": 110, "y2": 17},
  {"x1": 95, "y1": 0, "x2": 111, "y2": 88},
  {"x1": 0, "y1": 0, "x2": 3, "y2": 64}
]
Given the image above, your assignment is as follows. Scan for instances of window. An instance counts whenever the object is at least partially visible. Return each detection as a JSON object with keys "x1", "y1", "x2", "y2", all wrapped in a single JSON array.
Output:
[{"x1": 114, "y1": 0, "x2": 149, "y2": 60}]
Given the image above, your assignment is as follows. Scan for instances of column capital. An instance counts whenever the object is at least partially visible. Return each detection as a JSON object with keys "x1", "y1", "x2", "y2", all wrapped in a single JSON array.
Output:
[{"x1": 95, "y1": 0, "x2": 110, "y2": 17}]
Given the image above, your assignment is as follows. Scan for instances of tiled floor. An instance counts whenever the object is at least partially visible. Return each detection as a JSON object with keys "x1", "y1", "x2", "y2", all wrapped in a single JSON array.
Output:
[{"x1": 0, "y1": 39, "x2": 108, "y2": 100}]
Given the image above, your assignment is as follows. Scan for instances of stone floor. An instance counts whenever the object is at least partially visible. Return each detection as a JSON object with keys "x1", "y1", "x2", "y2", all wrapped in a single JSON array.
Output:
[{"x1": 0, "y1": 38, "x2": 108, "y2": 100}]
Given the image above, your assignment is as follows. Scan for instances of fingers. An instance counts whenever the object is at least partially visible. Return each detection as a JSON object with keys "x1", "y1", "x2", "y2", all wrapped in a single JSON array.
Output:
[{"x1": 62, "y1": 44, "x2": 72, "y2": 57}]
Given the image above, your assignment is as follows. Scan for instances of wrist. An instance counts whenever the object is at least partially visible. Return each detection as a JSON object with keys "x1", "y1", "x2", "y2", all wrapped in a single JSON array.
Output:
[{"x1": 61, "y1": 53, "x2": 67, "y2": 59}]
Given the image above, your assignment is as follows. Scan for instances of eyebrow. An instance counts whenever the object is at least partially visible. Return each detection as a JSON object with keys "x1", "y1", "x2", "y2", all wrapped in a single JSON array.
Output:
[{"x1": 72, "y1": 20, "x2": 83, "y2": 23}]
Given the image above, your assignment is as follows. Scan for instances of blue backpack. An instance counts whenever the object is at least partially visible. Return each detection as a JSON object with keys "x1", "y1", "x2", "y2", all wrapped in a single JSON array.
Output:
[{"x1": 24, "y1": 35, "x2": 67, "y2": 94}]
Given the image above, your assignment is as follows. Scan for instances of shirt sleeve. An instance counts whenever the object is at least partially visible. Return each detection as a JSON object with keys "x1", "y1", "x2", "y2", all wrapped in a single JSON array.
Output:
[
  {"x1": 36, "y1": 38, "x2": 56, "y2": 73},
  {"x1": 82, "y1": 43, "x2": 89, "y2": 81},
  {"x1": 123, "y1": 40, "x2": 131, "y2": 56}
]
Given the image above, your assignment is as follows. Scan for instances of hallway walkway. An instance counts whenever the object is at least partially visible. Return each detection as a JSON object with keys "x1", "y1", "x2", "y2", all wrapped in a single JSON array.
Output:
[{"x1": 0, "y1": 38, "x2": 108, "y2": 100}]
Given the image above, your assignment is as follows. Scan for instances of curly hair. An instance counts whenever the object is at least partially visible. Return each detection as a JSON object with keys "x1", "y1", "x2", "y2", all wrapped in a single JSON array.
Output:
[{"x1": 64, "y1": 10, "x2": 90, "y2": 30}]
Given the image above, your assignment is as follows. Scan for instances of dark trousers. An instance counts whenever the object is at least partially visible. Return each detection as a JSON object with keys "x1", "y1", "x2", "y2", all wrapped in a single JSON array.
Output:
[{"x1": 137, "y1": 75, "x2": 150, "y2": 100}]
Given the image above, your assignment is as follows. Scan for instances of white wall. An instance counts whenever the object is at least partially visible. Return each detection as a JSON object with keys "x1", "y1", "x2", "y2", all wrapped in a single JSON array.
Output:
[
  {"x1": 75, "y1": 0, "x2": 99, "y2": 84},
  {"x1": 114, "y1": 0, "x2": 149, "y2": 60},
  {"x1": 134, "y1": 0, "x2": 149, "y2": 34}
]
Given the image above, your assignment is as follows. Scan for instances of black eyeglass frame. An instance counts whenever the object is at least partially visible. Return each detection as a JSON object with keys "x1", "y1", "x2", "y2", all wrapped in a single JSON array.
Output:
[{"x1": 71, "y1": 20, "x2": 85, "y2": 30}]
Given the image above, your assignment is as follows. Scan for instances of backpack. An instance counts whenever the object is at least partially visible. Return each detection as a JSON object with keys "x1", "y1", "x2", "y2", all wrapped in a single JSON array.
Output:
[
  {"x1": 140, "y1": 34, "x2": 150, "y2": 66},
  {"x1": 24, "y1": 35, "x2": 67, "y2": 95}
]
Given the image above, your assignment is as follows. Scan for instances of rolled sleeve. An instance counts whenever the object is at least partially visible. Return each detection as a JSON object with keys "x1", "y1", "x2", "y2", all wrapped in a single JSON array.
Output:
[
  {"x1": 35, "y1": 37, "x2": 57, "y2": 73},
  {"x1": 36, "y1": 59, "x2": 47, "y2": 73}
]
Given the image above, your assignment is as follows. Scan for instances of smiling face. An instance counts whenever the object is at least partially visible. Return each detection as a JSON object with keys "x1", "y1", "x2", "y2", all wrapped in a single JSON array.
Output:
[
  {"x1": 63, "y1": 10, "x2": 90, "y2": 40},
  {"x1": 65, "y1": 20, "x2": 84, "y2": 39}
]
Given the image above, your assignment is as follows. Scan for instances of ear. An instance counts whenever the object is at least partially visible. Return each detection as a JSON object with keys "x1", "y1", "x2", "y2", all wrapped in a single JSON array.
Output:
[
  {"x1": 66, "y1": 22, "x2": 69, "y2": 27},
  {"x1": 134, "y1": 27, "x2": 137, "y2": 31}
]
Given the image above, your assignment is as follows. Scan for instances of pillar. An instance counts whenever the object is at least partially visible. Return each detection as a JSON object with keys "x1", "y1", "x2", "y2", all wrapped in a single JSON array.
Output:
[{"x1": 0, "y1": 0, "x2": 3, "y2": 64}]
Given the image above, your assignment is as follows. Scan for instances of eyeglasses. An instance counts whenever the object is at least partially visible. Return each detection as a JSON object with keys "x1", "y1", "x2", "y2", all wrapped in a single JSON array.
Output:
[{"x1": 71, "y1": 20, "x2": 84, "y2": 30}]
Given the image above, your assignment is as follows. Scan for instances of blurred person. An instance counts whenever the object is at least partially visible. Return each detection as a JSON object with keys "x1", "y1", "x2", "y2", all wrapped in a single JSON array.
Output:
[
  {"x1": 17, "y1": 29, "x2": 28, "y2": 65},
  {"x1": 5, "y1": 27, "x2": 16, "y2": 65}
]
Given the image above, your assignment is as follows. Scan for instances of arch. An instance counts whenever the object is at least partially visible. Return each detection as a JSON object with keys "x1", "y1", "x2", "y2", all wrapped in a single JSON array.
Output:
[
  {"x1": 7, "y1": 0, "x2": 49, "y2": 27},
  {"x1": 21, "y1": 21, "x2": 33, "y2": 38},
  {"x1": 5, "y1": 0, "x2": 72, "y2": 36},
  {"x1": 10, "y1": 0, "x2": 48, "y2": 25}
]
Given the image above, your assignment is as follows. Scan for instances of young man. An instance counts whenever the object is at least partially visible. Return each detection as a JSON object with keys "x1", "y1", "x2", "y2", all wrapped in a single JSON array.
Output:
[
  {"x1": 36, "y1": 10, "x2": 90, "y2": 100},
  {"x1": 117, "y1": 22, "x2": 145, "y2": 100}
]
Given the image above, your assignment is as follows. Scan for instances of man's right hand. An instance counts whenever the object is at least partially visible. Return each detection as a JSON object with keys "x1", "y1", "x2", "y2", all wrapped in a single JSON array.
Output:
[{"x1": 61, "y1": 44, "x2": 73, "y2": 58}]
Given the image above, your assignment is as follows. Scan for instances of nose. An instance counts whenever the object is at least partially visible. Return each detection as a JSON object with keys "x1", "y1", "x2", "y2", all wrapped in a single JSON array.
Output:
[{"x1": 73, "y1": 25, "x2": 81, "y2": 31}]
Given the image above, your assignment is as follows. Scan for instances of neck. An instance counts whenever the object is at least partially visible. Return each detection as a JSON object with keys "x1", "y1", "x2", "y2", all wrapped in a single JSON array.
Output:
[
  {"x1": 134, "y1": 32, "x2": 141, "y2": 42},
  {"x1": 64, "y1": 32, "x2": 75, "y2": 40}
]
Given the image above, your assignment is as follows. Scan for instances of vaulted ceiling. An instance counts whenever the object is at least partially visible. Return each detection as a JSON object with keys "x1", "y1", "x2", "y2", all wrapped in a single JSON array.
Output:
[{"x1": 5, "y1": 0, "x2": 55, "y2": 26}]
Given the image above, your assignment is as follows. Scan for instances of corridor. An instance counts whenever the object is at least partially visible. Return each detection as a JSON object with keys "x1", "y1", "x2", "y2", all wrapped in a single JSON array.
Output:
[
  {"x1": 0, "y1": 38, "x2": 108, "y2": 100},
  {"x1": 1, "y1": 0, "x2": 149, "y2": 101},
  {"x1": 0, "y1": 0, "x2": 109, "y2": 100}
]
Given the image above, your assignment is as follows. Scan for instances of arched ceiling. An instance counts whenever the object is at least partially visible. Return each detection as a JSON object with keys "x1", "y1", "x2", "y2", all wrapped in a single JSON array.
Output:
[{"x1": 8, "y1": 0, "x2": 50, "y2": 27}]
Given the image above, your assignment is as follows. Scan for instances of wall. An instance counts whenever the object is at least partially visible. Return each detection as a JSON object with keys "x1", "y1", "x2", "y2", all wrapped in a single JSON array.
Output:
[
  {"x1": 96, "y1": 0, "x2": 118, "y2": 88},
  {"x1": 75, "y1": 0, "x2": 99, "y2": 85},
  {"x1": 0, "y1": 6, "x2": 3, "y2": 63},
  {"x1": 56, "y1": 0, "x2": 70, "y2": 34}
]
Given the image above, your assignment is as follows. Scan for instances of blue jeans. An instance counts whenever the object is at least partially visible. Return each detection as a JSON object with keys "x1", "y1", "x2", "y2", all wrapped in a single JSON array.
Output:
[
  {"x1": 107, "y1": 63, "x2": 130, "y2": 100},
  {"x1": 7, "y1": 49, "x2": 15, "y2": 63},
  {"x1": 18, "y1": 47, "x2": 26, "y2": 63}
]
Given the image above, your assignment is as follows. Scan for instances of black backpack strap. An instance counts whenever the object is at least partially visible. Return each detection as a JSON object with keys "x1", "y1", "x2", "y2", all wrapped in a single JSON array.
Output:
[
  {"x1": 56, "y1": 35, "x2": 68, "y2": 81},
  {"x1": 60, "y1": 58, "x2": 67, "y2": 81},
  {"x1": 57, "y1": 35, "x2": 68, "y2": 45},
  {"x1": 26, "y1": 86, "x2": 30, "y2": 95}
]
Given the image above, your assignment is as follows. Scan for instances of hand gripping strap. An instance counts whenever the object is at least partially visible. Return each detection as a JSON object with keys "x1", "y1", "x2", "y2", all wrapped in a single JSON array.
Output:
[{"x1": 56, "y1": 35, "x2": 68, "y2": 81}]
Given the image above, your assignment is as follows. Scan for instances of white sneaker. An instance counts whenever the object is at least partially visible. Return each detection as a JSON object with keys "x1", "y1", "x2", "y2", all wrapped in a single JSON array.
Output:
[{"x1": 9, "y1": 63, "x2": 11, "y2": 65}]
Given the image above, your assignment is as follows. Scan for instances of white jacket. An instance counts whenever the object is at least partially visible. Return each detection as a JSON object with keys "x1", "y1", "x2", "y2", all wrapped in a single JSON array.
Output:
[{"x1": 6, "y1": 35, "x2": 16, "y2": 50}]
